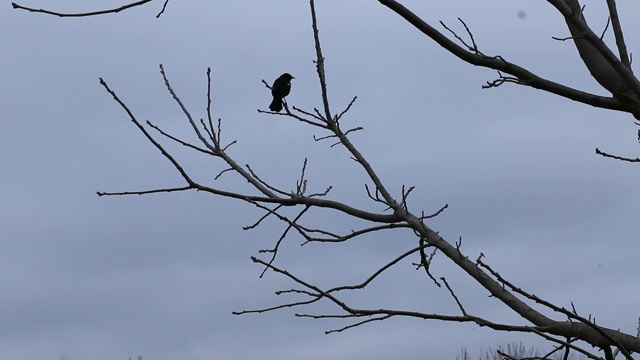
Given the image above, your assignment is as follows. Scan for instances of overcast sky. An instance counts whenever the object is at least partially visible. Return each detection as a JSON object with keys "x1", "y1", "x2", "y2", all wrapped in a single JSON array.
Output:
[{"x1": 2, "y1": 1, "x2": 640, "y2": 359}]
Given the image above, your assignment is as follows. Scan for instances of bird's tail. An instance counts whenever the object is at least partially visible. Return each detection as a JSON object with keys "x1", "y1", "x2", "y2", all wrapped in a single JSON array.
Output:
[{"x1": 269, "y1": 97, "x2": 283, "y2": 112}]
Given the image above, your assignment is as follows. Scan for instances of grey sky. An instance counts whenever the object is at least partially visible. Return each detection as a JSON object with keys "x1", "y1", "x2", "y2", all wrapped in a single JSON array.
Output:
[{"x1": 2, "y1": 1, "x2": 640, "y2": 359}]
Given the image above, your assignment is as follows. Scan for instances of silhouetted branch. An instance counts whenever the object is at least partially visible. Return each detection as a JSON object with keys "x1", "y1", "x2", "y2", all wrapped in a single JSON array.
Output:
[
  {"x1": 90, "y1": 0, "x2": 640, "y2": 357},
  {"x1": 378, "y1": 0, "x2": 639, "y2": 117},
  {"x1": 11, "y1": 0, "x2": 169, "y2": 18},
  {"x1": 595, "y1": 148, "x2": 640, "y2": 162}
]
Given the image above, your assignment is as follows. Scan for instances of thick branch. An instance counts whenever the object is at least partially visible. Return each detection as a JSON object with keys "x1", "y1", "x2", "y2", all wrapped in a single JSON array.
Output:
[
  {"x1": 547, "y1": 0, "x2": 640, "y2": 116},
  {"x1": 377, "y1": 0, "x2": 636, "y2": 116}
]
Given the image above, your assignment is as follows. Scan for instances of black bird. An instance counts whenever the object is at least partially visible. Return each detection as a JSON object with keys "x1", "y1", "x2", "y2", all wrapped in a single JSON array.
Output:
[{"x1": 269, "y1": 73, "x2": 294, "y2": 112}]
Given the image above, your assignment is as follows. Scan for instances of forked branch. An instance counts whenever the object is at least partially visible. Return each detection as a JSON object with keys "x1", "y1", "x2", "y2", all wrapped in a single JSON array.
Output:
[
  {"x1": 91, "y1": 0, "x2": 640, "y2": 357},
  {"x1": 378, "y1": 0, "x2": 640, "y2": 118}
]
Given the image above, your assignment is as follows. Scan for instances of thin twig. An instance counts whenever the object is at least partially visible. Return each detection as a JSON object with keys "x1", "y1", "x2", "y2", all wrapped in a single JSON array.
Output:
[
  {"x1": 309, "y1": 0, "x2": 333, "y2": 122},
  {"x1": 605, "y1": 0, "x2": 631, "y2": 69},
  {"x1": 12, "y1": 0, "x2": 158, "y2": 17},
  {"x1": 595, "y1": 148, "x2": 640, "y2": 162},
  {"x1": 97, "y1": 186, "x2": 191, "y2": 197}
]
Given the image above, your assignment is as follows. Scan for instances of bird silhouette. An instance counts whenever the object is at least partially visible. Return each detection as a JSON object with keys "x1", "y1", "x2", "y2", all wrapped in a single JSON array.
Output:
[{"x1": 269, "y1": 73, "x2": 294, "y2": 112}]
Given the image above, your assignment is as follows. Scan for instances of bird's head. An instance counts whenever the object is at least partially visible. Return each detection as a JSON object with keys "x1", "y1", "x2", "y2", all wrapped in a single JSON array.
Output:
[{"x1": 281, "y1": 73, "x2": 295, "y2": 80}]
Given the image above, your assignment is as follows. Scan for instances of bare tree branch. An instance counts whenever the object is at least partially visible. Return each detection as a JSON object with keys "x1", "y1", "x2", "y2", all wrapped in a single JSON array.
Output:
[
  {"x1": 545, "y1": 0, "x2": 640, "y2": 116},
  {"x1": 84, "y1": 0, "x2": 640, "y2": 357},
  {"x1": 377, "y1": 0, "x2": 640, "y2": 118},
  {"x1": 595, "y1": 148, "x2": 640, "y2": 162},
  {"x1": 11, "y1": 0, "x2": 169, "y2": 18},
  {"x1": 605, "y1": 0, "x2": 631, "y2": 69}
]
